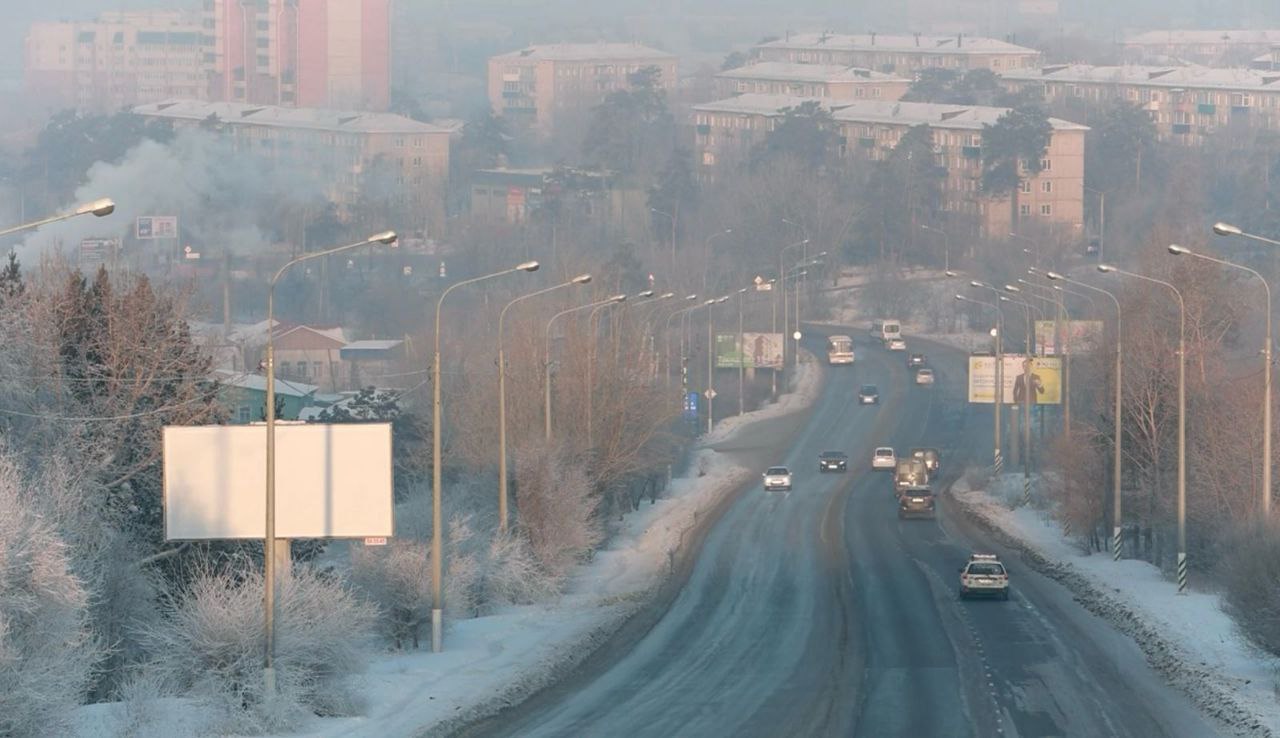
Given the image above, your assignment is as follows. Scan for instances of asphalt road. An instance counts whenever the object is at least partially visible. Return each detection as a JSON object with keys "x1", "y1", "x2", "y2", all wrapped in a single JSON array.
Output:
[{"x1": 462, "y1": 331, "x2": 1219, "y2": 738}]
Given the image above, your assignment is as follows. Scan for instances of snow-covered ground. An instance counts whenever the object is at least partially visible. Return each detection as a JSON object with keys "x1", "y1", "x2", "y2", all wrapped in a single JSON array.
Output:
[
  {"x1": 953, "y1": 473, "x2": 1280, "y2": 737},
  {"x1": 72, "y1": 352, "x2": 823, "y2": 738}
]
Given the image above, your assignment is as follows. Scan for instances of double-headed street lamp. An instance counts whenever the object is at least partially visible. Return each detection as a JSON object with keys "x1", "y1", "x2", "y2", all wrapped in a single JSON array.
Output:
[
  {"x1": 921, "y1": 224, "x2": 951, "y2": 272},
  {"x1": 1016, "y1": 279, "x2": 1073, "y2": 434},
  {"x1": 431, "y1": 259, "x2": 539, "y2": 652},
  {"x1": 702, "y1": 228, "x2": 733, "y2": 293},
  {"x1": 664, "y1": 295, "x2": 700, "y2": 390},
  {"x1": 0, "y1": 197, "x2": 115, "y2": 238},
  {"x1": 779, "y1": 239, "x2": 810, "y2": 373},
  {"x1": 1098, "y1": 263, "x2": 1188, "y2": 593},
  {"x1": 1001, "y1": 288, "x2": 1037, "y2": 483},
  {"x1": 957, "y1": 293, "x2": 1003, "y2": 468},
  {"x1": 497, "y1": 275, "x2": 593, "y2": 534},
  {"x1": 587, "y1": 296, "x2": 627, "y2": 447},
  {"x1": 264, "y1": 230, "x2": 398, "y2": 692},
  {"x1": 545, "y1": 295, "x2": 625, "y2": 441},
  {"x1": 707, "y1": 295, "x2": 729, "y2": 433},
  {"x1": 1047, "y1": 270, "x2": 1124, "y2": 561}
]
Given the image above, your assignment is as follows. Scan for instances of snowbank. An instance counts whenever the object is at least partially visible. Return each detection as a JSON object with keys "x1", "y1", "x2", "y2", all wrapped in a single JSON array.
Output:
[
  {"x1": 953, "y1": 473, "x2": 1280, "y2": 737},
  {"x1": 79, "y1": 359, "x2": 822, "y2": 738}
]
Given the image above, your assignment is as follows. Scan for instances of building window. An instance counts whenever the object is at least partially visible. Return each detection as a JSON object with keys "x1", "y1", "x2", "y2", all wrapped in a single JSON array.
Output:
[
  {"x1": 1019, "y1": 204, "x2": 1031, "y2": 217},
  {"x1": 412, "y1": 156, "x2": 423, "y2": 166},
  {"x1": 313, "y1": 361, "x2": 323, "y2": 377},
  {"x1": 296, "y1": 362, "x2": 308, "y2": 377},
  {"x1": 237, "y1": 405, "x2": 251, "y2": 423},
  {"x1": 1040, "y1": 158, "x2": 1052, "y2": 171},
  {"x1": 1041, "y1": 181, "x2": 1052, "y2": 193},
  {"x1": 1019, "y1": 180, "x2": 1032, "y2": 194},
  {"x1": 1040, "y1": 204, "x2": 1053, "y2": 216},
  {"x1": 702, "y1": 151, "x2": 716, "y2": 166}
]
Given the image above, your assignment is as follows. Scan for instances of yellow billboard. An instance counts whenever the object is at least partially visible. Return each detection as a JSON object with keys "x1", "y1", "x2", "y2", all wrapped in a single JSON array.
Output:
[{"x1": 968, "y1": 355, "x2": 1062, "y2": 405}]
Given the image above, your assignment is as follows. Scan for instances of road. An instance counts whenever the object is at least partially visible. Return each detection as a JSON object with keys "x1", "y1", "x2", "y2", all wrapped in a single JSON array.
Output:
[{"x1": 460, "y1": 332, "x2": 1219, "y2": 738}]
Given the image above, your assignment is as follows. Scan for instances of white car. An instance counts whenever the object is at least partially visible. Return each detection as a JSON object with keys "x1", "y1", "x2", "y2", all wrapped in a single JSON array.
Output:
[
  {"x1": 872, "y1": 447, "x2": 896, "y2": 470},
  {"x1": 915, "y1": 368, "x2": 935, "y2": 385},
  {"x1": 959, "y1": 553, "x2": 1010, "y2": 600},
  {"x1": 763, "y1": 466, "x2": 793, "y2": 491},
  {"x1": 887, "y1": 337, "x2": 907, "y2": 351}
]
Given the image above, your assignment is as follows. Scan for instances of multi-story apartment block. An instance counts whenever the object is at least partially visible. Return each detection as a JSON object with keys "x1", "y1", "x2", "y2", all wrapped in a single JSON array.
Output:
[
  {"x1": 999, "y1": 64, "x2": 1280, "y2": 143},
  {"x1": 1123, "y1": 30, "x2": 1280, "y2": 66},
  {"x1": 203, "y1": 0, "x2": 390, "y2": 110},
  {"x1": 487, "y1": 43, "x2": 677, "y2": 132},
  {"x1": 752, "y1": 33, "x2": 1040, "y2": 75},
  {"x1": 133, "y1": 99, "x2": 448, "y2": 218},
  {"x1": 714, "y1": 62, "x2": 910, "y2": 101},
  {"x1": 692, "y1": 94, "x2": 1086, "y2": 238},
  {"x1": 24, "y1": 11, "x2": 206, "y2": 112}
]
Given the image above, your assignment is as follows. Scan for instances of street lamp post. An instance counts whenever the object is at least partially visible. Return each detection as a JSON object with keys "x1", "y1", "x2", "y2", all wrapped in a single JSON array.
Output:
[
  {"x1": 1001, "y1": 290, "x2": 1036, "y2": 496},
  {"x1": 969, "y1": 281, "x2": 1006, "y2": 468},
  {"x1": 664, "y1": 296, "x2": 699, "y2": 390},
  {"x1": 1099, "y1": 263, "x2": 1187, "y2": 592},
  {"x1": 779, "y1": 239, "x2": 809, "y2": 379},
  {"x1": 921, "y1": 224, "x2": 950, "y2": 272},
  {"x1": 1047, "y1": 270, "x2": 1124, "y2": 560},
  {"x1": 0, "y1": 197, "x2": 115, "y2": 238},
  {"x1": 1170, "y1": 243, "x2": 1271, "y2": 519},
  {"x1": 1084, "y1": 186, "x2": 1107, "y2": 261},
  {"x1": 707, "y1": 296, "x2": 729, "y2": 433},
  {"x1": 545, "y1": 295, "x2": 625, "y2": 441},
  {"x1": 702, "y1": 228, "x2": 733, "y2": 293},
  {"x1": 651, "y1": 207, "x2": 676, "y2": 267},
  {"x1": 497, "y1": 275, "x2": 592, "y2": 534},
  {"x1": 957, "y1": 293, "x2": 1003, "y2": 469},
  {"x1": 588, "y1": 297, "x2": 628, "y2": 447},
  {"x1": 1017, "y1": 280, "x2": 1072, "y2": 435},
  {"x1": 265, "y1": 230, "x2": 397, "y2": 692},
  {"x1": 737, "y1": 287, "x2": 747, "y2": 416},
  {"x1": 1211, "y1": 221, "x2": 1279, "y2": 519},
  {"x1": 431, "y1": 259, "x2": 539, "y2": 652}
]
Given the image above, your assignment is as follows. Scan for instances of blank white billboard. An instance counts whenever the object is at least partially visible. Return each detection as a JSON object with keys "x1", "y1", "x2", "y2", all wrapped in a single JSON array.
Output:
[{"x1": 163, "y1": 423, "x2": 393, "y2": 540}]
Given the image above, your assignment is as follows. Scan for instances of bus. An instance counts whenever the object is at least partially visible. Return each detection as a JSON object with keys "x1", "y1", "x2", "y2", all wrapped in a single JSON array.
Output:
[{"x1": 827, "y1": 335, "x2": 855, "y2": 365}]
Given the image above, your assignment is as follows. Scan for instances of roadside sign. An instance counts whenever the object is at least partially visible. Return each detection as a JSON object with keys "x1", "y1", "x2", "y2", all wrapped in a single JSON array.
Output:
[
  {"x1": 704, "y1": 388, "x2": 717, "y2": 399},
  {"x1": 683, "y1": 392, "x2": 699, "y2": 420},
  {"x1": 363, "y1": 537, "x2": 388, "y2": 546},
  {"x1": 136, "y1": 216, "x2": 178, "y2": 240}
]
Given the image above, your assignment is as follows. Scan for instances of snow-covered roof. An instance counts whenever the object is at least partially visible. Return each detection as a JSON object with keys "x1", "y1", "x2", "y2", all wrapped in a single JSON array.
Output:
[
  {"x1": 693, "y1": 94, "x2": 846, "y2": 116},
  {"x1": 344, "y1": 340, "x2": 403, "y2": 351},
  {"x1": 1000, "y1": 64, "x2": 1280, "y2": 94},
  {"x1": 213, "y1": 370, "x2": 318, "y2": 398},
  {"x1": 133, "y1": 100, "x2": 449, "y2": 135},
  {"x1": 716, "y1": 62, "x2": 907, "y2": 84},
  {"x1": 492, "y1": 43, "x2": 674, "y2": 62},
  {"x1": 695, "y1": 94, "x2": 1088, "y2": 132},
  {"x1": 756, "y1": 32, "x2": 1038, "y2": 56},
  {"x1": 1124, "y1": 29, "x2": 1280, "y2": 46}
]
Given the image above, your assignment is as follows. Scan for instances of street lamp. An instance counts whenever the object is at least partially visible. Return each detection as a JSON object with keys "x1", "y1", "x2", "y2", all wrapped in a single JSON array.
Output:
[
  {"x1": 707, "y1": 295, "x2": 729, "y2": 433},
  {"x1": 664, "y1": 295, "x2": 699, "y2": 390},
  {"x1": 1084, "y1": 186, "x2": 1108, "y2": 261},
  {"x1": 1010, "y1": 232, "x2": 1038, "y2": 266},
  {"x1": 957, "y1": 293, "x2": 1003, "y2": 469},
  {"x1": 264, "y1": 230, "x2": 397, "y2": 692},
  {"x1": 1169, "y1": 243, "x2": 1272, "y2": 519},
  {"x1": 702, "y1": 228, "x2": 733, "y2": 293},
  {"x1": 1001, "y1": 290, "x2": 1036, "y2": 487},
  {"x1": 1017, "y1": 283, "x2": 1072, "y2": 435},
  {"x1": 651, "y1": 207, "x2": 677, "y2": 267},
  {"x1": 0, "y1": 197, "x2": 116, "y2": 238},
  {"x1": 431, "y1": 259, "x2": 538, "y2": 652},
  {"x1": 1098, "y1": 263, "x2": 1188, "y2": 592},
  {"x1": 970, "y1": 281, "x2": 1008, "y2": 464},
  {"x1": 921, "y1": 224, "x2": 950, "y2": 272},
  {"x1": 587, "y1": 296, "x2": 627, "y2": 447},
  {"x1": 545, "y1": 294, "x2": 625, "y2": 441},
  {"x1": 779, "y1": 239, "x2": 810, "y2": 376},
  {"x1": 736, "y1": 287, "x2": 748, "y2": 416},
  {"x1": 497, "y1": 274, "x2": 592, "y2": 534}
]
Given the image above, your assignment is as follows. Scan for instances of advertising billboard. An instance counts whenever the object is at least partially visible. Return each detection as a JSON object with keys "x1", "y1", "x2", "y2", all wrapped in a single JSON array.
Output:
[
  {"x1": 716, "y1": 332, "x2": 783, "y2": 369},
  {"x1": 79, "y1": 238, "x2": 118, "y2": 266},
  {"x1": 163, "y1": 423, "x2": 393, "y2": 540},
  {"x1": 1034, "y1": 320, "x2": 1104, "y2": 355},
  {"x1": 136, "y1": 216, "x2": 178, "y2": 240},
  {"x1": 967, "y1": 355, "x2": 1062, "y2": 405}
]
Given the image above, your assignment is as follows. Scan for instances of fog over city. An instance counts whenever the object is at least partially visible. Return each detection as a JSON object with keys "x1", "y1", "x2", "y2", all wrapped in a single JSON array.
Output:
[{"x1": 5, "y1": 1, "x2": 1280, "y2": 737}]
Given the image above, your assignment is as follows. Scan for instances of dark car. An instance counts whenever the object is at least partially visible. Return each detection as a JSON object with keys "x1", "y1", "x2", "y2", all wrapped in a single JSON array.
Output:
[
  {"x1": 911, "y1": 447, "x2": 941, "y2": 475},
  {"x1": 858, "y1": 384, "x2": 880, "y2": 404},
  {"x1": 819, "y1": 450, "x2": 848, "y2": 472},
  {"x1": 898, "y1": 486, "x2": 936, "y2": 519},
  {"x1": 907, "y1": 353, "x2": 926, "y2": 369}
]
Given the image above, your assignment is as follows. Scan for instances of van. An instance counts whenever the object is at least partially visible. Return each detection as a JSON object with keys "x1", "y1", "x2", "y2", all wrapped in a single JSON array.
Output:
[{"x1": 879, "y1": 319, "x2": 902, "y2": 343}]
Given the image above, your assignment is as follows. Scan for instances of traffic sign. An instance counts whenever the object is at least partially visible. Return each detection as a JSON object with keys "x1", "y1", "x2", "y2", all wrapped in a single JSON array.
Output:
[{"x1": 704, "y1": 388, "x2": 717, "y2": 399}]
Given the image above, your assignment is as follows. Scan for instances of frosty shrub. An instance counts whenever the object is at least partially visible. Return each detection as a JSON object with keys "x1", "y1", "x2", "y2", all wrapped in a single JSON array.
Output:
[
  {"x1": 0, "y1": 456, "x2": 100, "y2": 738},
  {"x1": 143, "y1": 565, "x2": 378, "y2": 732},
  {"x1": 351, "y1": 540, "x2": 431, "y2": 650},
  {"x1": 482, "y1": 531, "x2": 559, "y2": 607},
  {"x1": 514, "y1": 443, "x2": 602, "y2": 581},
  {"x1": 1218, "y1": 522, "x2": 1280, "y2": 657}
]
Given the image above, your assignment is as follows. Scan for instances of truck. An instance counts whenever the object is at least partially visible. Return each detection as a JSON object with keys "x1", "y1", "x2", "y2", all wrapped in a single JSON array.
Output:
[
  {"x1": 827, "y1": 334, "x2": 855, "y2": 365},
  {"x1": 894, "y1": 457, "x2": 929, "y2": 493}
]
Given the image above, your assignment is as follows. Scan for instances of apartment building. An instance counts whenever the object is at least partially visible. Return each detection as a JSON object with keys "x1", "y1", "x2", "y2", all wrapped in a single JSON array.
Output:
[
  {"x1": 202, "y1": 0, "x2": 390, "y2": 110},
  {"x1": 24, "y1": 11, "x2": 206, "y2": 112},
  {"x1": 133, "y1": 99, "x2": 449, "y2": 218},
  {"x1": 999, "y1": 64, "x2": 1280, "y2": 143},
  {"x1": 487, "y1": 43, "x2": 677, "y2": 131},
  {"x1": 1123, "y1": 30, "x2": 1280, "y2": 66},
  {"x1": 692, "y1": 94, "x2": 1086, "y2": 238},
  {"x1": 714, "y1": 62, "x2": 910, "y2": 101},
  {"x1": 752, "y1": 33, "x2": 1040, "y2": 75}
]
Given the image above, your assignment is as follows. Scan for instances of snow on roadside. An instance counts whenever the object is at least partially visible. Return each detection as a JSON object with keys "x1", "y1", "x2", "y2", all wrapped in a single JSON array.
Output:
[
  {"x1": 952, "y1": 472, "x2": 1280, "y2": 737},
  {"x1": 75, "y1": 355, "x2": 823, "y2": 738}
]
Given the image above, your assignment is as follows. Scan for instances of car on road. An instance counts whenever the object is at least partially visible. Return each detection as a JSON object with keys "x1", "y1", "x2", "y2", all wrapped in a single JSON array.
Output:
[
  {"x1": 872, "y1": 447, "x2": 896, "y2": 471},
  {"x1": 907, "y1": 353, "x2": 926, "y2": 368},
  {"x1": 959, "y1": 553, "x2": 1010, "y2": 600},
  {"x1": 887, "y1": 337, "x2": 907, "y2": 351},
  {"x1": 818, "y1": 451, "x2": 848, "y2": 472},
  {"x1": 915, "y1": 368, "x2": 935, "y2": 385},
  {"x1": 762, "y1": 466, "x2": 793, "y2": 491},
  {"x1": 911, "y1": 447, "x2": 941, "y2": 476},
  {"x1": 894, "y1": 457, "x2": 928, "y2": 491},
  {"x1": 898, "y1": 486, "x2": 936, "y2": 519},
  {"x1": 858, "y1": 384, "x2": 880, "y2": 404}
]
